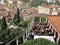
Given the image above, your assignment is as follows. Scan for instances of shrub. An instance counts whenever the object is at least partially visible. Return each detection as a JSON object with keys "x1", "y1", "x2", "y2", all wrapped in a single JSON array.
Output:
[
  {"x1": 18, "y1": 21, "x2": 29, "y2": 27},
  {"x1": 0, "y1": 28, "x2": 23, "y2": 43},
  {"x1": 21, "y1": 38, "x2": 57, "y2": 45},
  {"x1": 13, "y1": 8, "x2": 20, "y2": 25},
  {"x1": 1, "y1": 17, "x2": 7, "y2": 30}
]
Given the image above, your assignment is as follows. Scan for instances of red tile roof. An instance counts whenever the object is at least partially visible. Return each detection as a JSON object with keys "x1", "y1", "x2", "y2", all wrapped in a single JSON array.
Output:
[{"x1": 46, "y1": 15, "x2": 60, "y2": 35}]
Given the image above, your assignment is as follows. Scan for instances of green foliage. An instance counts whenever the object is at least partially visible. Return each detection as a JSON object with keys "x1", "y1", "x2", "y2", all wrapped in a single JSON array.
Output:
[
  {"x1": 31, "y1": 0, "x2": 44, "y2": 7},
  {"x1": 31, "y1": 1, "x2": 41, "y2": 7},
  {"x1": 18, "y1": 21, "x2": 29, "y2": 27},
  {"x1": 0, "y1": 28, "x2": 23, "y2": 43},
  {"x1": 18, "y1": 18, "x2": 32, "y2": 27},
  {"x1": 41, "y1": 17, "x2": 46, "y2": 24},
  {"x1": 9, "y1": 28, "x2": 23, "y2": 42},
  {"x1": 22, "y1": 0, "x2": 30, "y2": 3},
  {"x1": 0, "y1": 29, "x2": 11, "y2": 42},
  {"x1": 34, "y1": 17, "x2": 40, "y2": 23},
  {"x1": 17, "y1": 8, "x2": 20, "y2": 16},
  {"x1": 13, "y1": 8, "x2": 20, "y2": 25},
  {"x1": 21, "y1": 38, "x2": 57, "y2": 45},
  {"x1": 0, "y1": 19, "x2": 1, "y2": 24},
  {"x1": 0, "y1": 20, "x2": 1, "y2": 31},
  {"x1": 1, "y1": 17, "x2": 7, "y2": 30}
]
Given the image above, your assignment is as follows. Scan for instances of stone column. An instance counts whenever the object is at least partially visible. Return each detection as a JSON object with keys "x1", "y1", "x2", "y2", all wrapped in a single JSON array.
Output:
[
  {"x1": 46, "y1": 18, "x2": 48, "y2": 23},
  {"x1": 16, "y1": 39, "x2": 18, "y2": 45},
  {"x1": 23, "y1": 34, "x2": 25, "y2": 43},
  {"x1": 39, "y1": 17, "x2": 41, "y2": 23}
]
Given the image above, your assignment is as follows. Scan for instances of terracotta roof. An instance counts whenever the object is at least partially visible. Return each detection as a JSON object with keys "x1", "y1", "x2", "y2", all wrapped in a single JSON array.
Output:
[{"x1": 46, "y1": 15, "x2": 60, "y2": 35}]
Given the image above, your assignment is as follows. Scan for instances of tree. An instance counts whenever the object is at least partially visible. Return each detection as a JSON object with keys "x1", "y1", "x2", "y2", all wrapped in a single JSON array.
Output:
[
  {"x1": 41, "y1": 17, "x2": 46, "y2": 24},
  {"x1": 0, "y1": 29, "x2": 11, "y2": 42},
  {"x1": 31, "y1": 0, "x2": 43, "y2": 7},
  {"x1": 18, "y1": 21, "x2": 28, "y2": 27},
  {"x1": 34, "y1": 17, "x2": 40, "y2": 23},
  {"x1": 13, "y1": 8, "x2": 20, "y2": 25},
  {"x1": 0, "y1": 27, "x2": 23, "y2": 44},
  {"x1": 21, "y1": 38, "x2": 57, "y2": 45},
  {"x1": 1, "y1": 16, "x2": 7, "y2": 31}
]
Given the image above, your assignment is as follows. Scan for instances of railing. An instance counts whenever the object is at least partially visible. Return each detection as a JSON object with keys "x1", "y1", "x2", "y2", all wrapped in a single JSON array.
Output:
[{"x1": 5, "y1": 32, "x2": 24, "y2": 45}]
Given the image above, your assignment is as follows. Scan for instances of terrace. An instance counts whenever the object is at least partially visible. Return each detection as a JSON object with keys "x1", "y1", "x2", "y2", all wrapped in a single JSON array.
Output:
[
  {"x1": 28, "y1": 16, "x2": 59, "y2": 44},
  {"x1": 0, "y1": 15, "x2": 59, "y2": 45}
]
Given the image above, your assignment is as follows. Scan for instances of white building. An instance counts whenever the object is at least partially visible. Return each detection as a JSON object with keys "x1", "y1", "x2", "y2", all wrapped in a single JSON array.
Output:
[
  {"x1": 38, "y1": 6, "x2": 50, "y2": 14},
  {"x1": 38, "y1": 5, "x2": 58, "y2": 15}
]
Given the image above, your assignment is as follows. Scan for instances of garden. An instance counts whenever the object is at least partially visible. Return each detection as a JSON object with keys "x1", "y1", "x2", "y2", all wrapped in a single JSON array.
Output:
[
  {"x1": 0, "y1": 7, "x2": 57, "y2": 45},
  {"x1": 0, "y1": 8, "x2": 32, "y2": 45}
]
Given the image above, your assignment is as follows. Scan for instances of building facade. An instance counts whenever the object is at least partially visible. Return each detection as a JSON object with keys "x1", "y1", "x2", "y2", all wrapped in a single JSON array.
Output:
[
  {"x1": 47, "y1": 15, "x2": 60, "y2": 43},
  {"x1": 38, "y1": 6, "x2": 50, "y2": 14}
]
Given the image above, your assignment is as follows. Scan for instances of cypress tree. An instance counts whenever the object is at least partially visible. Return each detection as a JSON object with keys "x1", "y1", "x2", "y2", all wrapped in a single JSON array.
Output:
[
  {"x1": 1, "y1": 16, "x2": 7, "y2": 30},
  {"x1": 13, "y1": 8, "x2": 20, "y2": 25}
]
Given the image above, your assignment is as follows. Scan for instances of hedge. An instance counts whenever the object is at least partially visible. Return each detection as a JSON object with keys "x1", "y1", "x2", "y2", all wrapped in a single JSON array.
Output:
[{"x1": 21, "y1": 38, "x2": 57, "y2": 45}]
